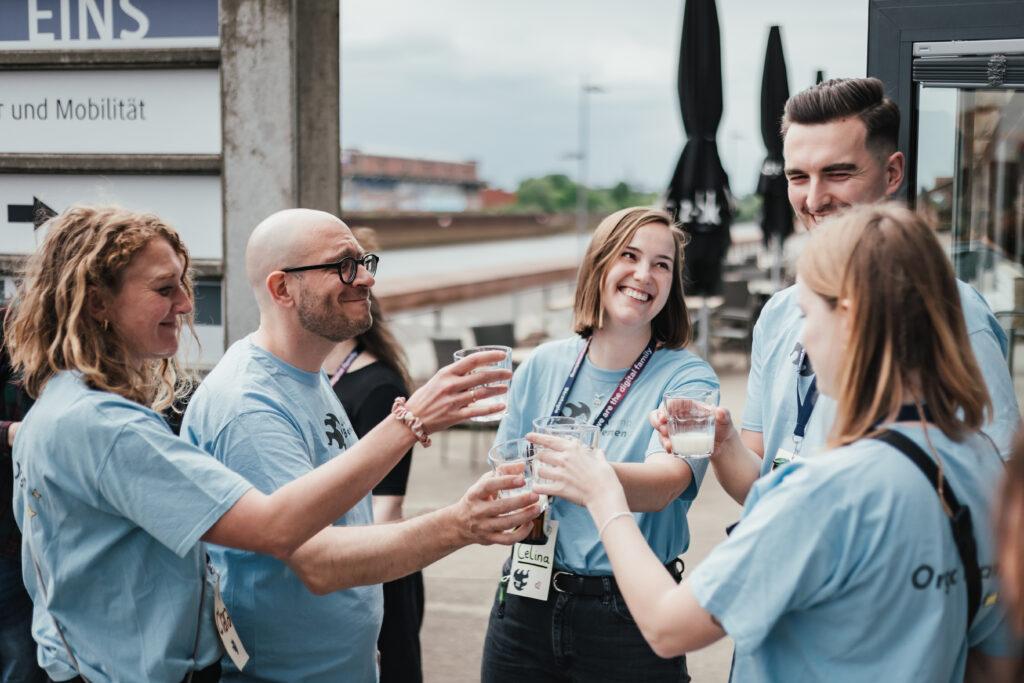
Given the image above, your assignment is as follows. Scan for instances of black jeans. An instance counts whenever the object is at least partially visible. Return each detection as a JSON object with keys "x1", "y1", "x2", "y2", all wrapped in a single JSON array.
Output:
[
  {"x1": 481, "y1": 578, "x2": 690, "y2": 682},
  {"x1": 378, "y1": 570, "x2": 424, "y2": 683}
]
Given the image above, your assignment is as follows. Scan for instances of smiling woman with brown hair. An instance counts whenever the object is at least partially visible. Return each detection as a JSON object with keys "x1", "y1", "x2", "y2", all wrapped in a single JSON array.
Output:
[{"x1": 479, "y1": 206, "x2": 719, "y2": 682}]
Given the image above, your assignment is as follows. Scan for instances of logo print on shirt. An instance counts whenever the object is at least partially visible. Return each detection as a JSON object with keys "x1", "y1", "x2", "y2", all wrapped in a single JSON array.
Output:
[
  {"x1": 324, "y1": 413, "x2": 346, "y2": 448},
  {"x1": 562, "y1": 402, "x2": 591, "y2": 421},
  {"x1": 512, "y1": 568, "x2": 530, "y2": 591}
]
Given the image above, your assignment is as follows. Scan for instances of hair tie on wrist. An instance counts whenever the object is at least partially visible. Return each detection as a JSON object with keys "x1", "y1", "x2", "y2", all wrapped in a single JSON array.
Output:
[
  {"x1": 391, "y1": 397, "x2": 431, "y2": 448},
  {"x1": 598, "y1": 511, "x2": 633, "y2": 539}
]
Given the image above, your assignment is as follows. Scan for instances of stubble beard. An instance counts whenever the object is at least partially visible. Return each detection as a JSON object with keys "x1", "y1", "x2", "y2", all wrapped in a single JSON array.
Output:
[{"x1": 296, "y1": 287, "x2": 372, "y2": 342}]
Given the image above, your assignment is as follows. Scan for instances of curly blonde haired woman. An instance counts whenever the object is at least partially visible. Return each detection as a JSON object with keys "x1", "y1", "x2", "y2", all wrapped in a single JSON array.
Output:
[{"x1": 6, "y1": 205, "x2": 530, "y2": 683}]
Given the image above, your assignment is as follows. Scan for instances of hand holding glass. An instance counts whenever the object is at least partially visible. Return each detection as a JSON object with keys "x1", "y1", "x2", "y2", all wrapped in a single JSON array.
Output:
[
  {"x1": 531, "y1": 416, "x2": 601, "y2": 449},
  {"x1": 488, "y1": 438, "x2": 549, "y2": 508},
  {"x1": 663, "y1": 387, "x2": 719, "y2": 459},
  {"x1": 454, "y1": 345, "x2": 512, "y2": 422}
]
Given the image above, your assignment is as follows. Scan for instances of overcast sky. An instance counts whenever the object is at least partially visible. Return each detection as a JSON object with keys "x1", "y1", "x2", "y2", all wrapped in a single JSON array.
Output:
[{"x1": 340, "y1": 0, "x2": 869, "y2": 196}]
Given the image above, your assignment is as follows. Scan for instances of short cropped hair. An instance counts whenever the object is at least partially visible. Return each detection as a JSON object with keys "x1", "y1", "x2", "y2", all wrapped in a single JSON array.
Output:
[
  {"x1": 572, "y1": 207, "x2": 691, "y2": 348},
  {"x1": 782, "y1": 77, "x2": 899, "y2": 157}
]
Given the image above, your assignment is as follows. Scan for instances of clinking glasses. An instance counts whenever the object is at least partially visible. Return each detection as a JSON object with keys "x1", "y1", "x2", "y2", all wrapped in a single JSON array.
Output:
[{"x1": 280, "y1": 253, "x2": 379, "y2": 285}]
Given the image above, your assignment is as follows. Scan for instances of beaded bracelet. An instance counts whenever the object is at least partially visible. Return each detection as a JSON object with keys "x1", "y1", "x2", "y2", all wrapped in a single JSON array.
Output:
[{"x1": 391, "y1": 397, "x2": 432, "y2": 448}]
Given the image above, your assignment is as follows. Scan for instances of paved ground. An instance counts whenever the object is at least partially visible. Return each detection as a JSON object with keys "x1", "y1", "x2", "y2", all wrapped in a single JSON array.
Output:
[{"x1": 404, "y1": 353, "x2": 751, "y2": 682}]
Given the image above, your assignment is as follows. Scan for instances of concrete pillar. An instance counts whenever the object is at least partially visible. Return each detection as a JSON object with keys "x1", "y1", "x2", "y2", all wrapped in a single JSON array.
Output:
[{"x1": 220, "y1": 0, "x2": 340, "y2": 345}]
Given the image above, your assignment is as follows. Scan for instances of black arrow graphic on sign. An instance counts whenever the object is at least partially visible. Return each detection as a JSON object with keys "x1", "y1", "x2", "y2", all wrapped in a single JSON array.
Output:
[{"x1": 8, "y1": 197, "x2": 57, "y2": 229}]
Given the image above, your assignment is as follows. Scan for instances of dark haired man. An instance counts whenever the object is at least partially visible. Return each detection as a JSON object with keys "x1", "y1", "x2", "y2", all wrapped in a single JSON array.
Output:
[
  {"x1": 696, "y1": 77, "x2": 1019, "y2": 506},
  {"x1": 671, "y1": 76, "x2": 1021, "y2": 682}
]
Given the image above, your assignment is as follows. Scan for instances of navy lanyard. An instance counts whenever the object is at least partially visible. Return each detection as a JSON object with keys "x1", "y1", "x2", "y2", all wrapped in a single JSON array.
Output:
[
  {"x1": 329, "y1": 344, "x2": 363, "y2": 387},
  {"x1": 793, "y1": 376, "x2": 818, "y2": 442},
  {"x1": 550, "y1": 336, "x2": 657, "y2": 428}
]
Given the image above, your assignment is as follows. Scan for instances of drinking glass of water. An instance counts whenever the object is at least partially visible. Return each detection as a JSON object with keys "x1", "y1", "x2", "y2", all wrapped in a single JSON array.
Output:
[
  {"x1": 531, "y1": 416, "x2": 601, "y2": 449},
  {"x1": 663, "y1": 387, "x2": 720, "y2": 460},
  {"x1": 453, "y1": 345, "x2": 512, "y2": 422},
  {"x1": 488, "y1": 438, "x2": 547, "y2": 508}
]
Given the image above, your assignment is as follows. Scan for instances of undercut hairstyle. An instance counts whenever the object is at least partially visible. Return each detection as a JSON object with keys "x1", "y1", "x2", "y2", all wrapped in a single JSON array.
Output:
[
  {"x1": 797, "y1": 203, "x2": 990, "y2": 447},
  {"x1": 782, "y1": 77, "x2": 899, "y2": 157},
  {"x1": 572, "y1": 207, "x2": 691, "y2": 348},
  {"x1": 4, "y1": 205, "x2": 197, "y2": 412}
]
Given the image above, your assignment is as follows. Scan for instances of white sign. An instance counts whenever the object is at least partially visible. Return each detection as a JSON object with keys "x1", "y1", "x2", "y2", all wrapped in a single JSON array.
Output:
[
  {"x1": 1, "y1": 174, "x2": 221, "y2": 259},
  {"x1": 0, "y1": 0, "x2": 219, "y2": 50},
  {"x1": 0, "y1": 70, "x2": 220, "y2": 154}
]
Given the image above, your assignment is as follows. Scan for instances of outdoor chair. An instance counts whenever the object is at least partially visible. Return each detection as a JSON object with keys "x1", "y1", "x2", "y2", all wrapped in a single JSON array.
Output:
[
  {"x1": 471, "y1": 323, "x2": 517, "y2": 348},
  {"x1": 709, "y1": 278, "x2": 756, "y2": 364}
]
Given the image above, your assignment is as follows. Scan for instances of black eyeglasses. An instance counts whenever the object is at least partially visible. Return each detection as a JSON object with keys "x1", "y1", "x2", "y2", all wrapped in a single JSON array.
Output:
[{"x1": 281, "y1": 253, "x2": 379, "y2": 285}]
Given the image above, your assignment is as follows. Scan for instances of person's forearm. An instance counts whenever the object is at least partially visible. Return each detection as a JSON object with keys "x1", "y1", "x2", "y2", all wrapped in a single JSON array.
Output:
[
  {"x1": 204, "y1": 417, "x2": 417, "y2": 557},
  {"x1": 287, "y1": 506, "x2": 465, "y2": 594},
  {"x1": 590, "y1": 497, "x2": 725, "y2": 656},
  {"x1": 712, "y1": 430, "x2": 763, "y2": 505},
  {"x1": 611, "y1": 455, "x2": 692, "y2": 512}
]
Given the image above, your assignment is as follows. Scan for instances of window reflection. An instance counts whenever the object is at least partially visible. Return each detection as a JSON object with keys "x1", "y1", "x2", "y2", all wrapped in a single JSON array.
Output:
[{"x1": 916, "y1": 86, "x2": 1024, "y2": 314}]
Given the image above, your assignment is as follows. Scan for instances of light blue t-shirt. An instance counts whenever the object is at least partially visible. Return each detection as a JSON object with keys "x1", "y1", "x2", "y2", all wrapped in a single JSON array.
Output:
[
  {"x1": 12, "y1": 372, "x2": 251, "y2": 683},
  {"x1": 689, "y1": 425, "x2": 1012, "y2": 682},
  {"x1": 496, "y1": 336, "x2": 719, "y2": 574},
  {"x1": 182, "y1": 337, "x2": 383, "y2": 683},
  {"x1": 743, "y1": 280, "x2": 1019, "y2": 474}
]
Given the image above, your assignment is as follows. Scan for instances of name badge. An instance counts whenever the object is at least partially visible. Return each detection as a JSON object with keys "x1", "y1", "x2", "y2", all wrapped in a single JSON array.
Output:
[
  {"x1": 507, "y1": 516, "x2": 559, "y2": 602},
  {"x1": 209, "y1": 566, "x2": 250, "y2": 671},
  {"x1": 773, "y1": 447, "x2": 798, "y2": 468}
]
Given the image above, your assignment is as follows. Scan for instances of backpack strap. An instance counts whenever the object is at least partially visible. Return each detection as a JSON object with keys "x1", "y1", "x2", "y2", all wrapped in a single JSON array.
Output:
[{"x1": 874, "y1": 429, "x2": 981, "y2": 631}]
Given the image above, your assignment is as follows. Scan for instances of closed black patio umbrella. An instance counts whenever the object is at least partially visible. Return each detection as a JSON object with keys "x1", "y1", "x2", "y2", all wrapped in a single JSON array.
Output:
[
  {"x1": 665, "y1": 0, "x2": 732, "y2": 296},
  {"x1": 756, "y1": 25, "x2": 792, "y2": 249}
]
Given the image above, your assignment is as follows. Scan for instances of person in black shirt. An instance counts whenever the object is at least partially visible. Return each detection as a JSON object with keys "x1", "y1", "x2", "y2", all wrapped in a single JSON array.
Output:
[
  {"x1": 324, "y1": 229, "x2": 423, "y2": 683},
  {"x1": 0, "y1": 306, "x2": 45, "y2": 683}
]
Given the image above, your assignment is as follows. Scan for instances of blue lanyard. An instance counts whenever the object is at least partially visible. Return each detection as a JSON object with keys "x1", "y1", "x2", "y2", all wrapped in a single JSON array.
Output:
[
  {"x1": 550, "y1": 337, "x2": 657, "y2": 428},
  {"x1": 793, "y1": 375, "x2": 818, "y2": 442}
]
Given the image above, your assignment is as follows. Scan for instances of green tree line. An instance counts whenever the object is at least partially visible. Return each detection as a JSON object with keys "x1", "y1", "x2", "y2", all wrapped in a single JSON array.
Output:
[{"x1": 504, "y1": 174, "x2": 658, "y2": 214}]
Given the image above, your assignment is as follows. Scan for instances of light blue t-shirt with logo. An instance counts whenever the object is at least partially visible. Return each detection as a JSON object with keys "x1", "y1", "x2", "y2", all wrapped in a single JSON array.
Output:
[
  {"x1": 182, "y1": 337, "x2": 383, "y2": 683},
  {"x1": 13, "y1": 371, "x2": 252, "y2": 683},
  {"x1": 496, "y1": 336, "x2": 719, "y2": 574},
  {"x1": 689, "y1": 424, "x2": 1012, "y2": 682},
  {"x1": 743, "y1": 280, "x2": 1019, "y2": 473}
]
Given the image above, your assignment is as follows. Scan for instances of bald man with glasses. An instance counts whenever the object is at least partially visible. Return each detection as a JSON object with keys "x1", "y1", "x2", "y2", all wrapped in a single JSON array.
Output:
[{"x1": 182, "y1": 209, "x2": 541, "y2": 683}]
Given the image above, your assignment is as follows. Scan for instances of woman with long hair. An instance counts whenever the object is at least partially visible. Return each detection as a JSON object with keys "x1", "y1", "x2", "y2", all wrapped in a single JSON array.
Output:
[
  {"x1": 534, "y1": 203, "x2": 1018, "y2": 681},
  {"x1": 6, "y1": 205, "x2": 529, "y2": 683},
  {"x1": 479, "y1": 207, "x2": 719, "y2": 682},
  {"x1": 324, "y1": 228, "x2": 424, "y2": 683}
]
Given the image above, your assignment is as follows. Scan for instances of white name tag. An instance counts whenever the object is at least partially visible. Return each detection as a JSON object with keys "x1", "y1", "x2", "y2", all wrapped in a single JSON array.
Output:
[
  {"x1": 507, "y1": 518, "x2": 559, "y2": 602},
  {"x1": 773, "y1": 447, "x2": 798, "y2": 467},
  {"x1": 211, "y1": 570, "x2": 250, "y2": 671}
]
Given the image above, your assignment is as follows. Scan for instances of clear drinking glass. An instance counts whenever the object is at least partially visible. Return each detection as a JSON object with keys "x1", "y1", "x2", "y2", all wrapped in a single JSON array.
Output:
[
  {"x1": 663, "y1": 386, "x2": 720, "y2": 460},
  {"x1": 487, "y1": 438, "x2": 548, "y2": 507},
  {"x1": 453, "y1": 345, "x2": 512, "y2": 423},
  {"x1": 531, "y1": 416, "x2": 601, "y2": 449}
]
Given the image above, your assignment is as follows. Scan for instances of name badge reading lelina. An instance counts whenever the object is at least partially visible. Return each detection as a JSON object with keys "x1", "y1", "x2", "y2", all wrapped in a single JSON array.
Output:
[
  {"x1": 507, "y1": 517, "x2": 559, "y2": 601},
  {"x1": 209, "y1": 565, "x2": 250, "y2": 671}
]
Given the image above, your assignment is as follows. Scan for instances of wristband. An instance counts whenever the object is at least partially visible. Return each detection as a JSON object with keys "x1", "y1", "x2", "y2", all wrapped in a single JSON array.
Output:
[
  {"x1": 391, "y1": 397, "x2": 431, "y2": 448},
  {"x1": 597, "y1": 511, "x2": 633, "y2": 539}
]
